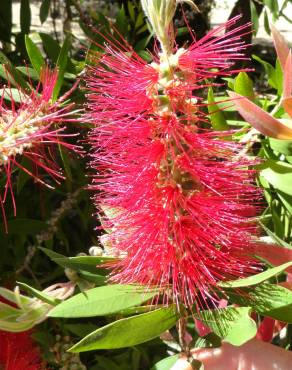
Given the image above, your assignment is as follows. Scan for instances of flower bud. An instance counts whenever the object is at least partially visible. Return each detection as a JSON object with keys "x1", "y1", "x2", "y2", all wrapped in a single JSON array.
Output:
[{"x1": 141, "y1": 0, "x2": 198, "y2": 55}]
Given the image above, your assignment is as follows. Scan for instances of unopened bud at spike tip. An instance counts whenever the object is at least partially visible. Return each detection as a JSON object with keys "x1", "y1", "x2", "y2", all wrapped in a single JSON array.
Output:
[{"x1": 141, "y1": 0, "x2": 199, "y2": 55}]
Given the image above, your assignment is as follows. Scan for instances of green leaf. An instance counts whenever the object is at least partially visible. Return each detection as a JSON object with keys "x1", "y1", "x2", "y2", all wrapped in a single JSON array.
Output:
[
  {"x1": 0, "y1": 318, "x2": 36, "y2": 332},
  {"x1": 39, "y1": 247, "x2": 116, "y2": 273},
  {"x1": 128, "y1": 1, "x2": 136, "y2": 22},
  {"x1": 207, "y1": 87, "x2": 228, "y2": 130},
  {"x1": 260, "y1": 159, "x2": 292, "y2": 195},
  {"x1": 213, "y1": 96, "x2": 236, "y2": 112},
  {"x1": 250, "y1": 0, "x2": 259, "y2": 35},
  {"x1": 0, "y1": 219, "x2": 47, "y2": 235},
  {"x1": 0, "y1": 302, "x2": 21, "y2": 321},
  {"x1": 0, "y1": 287, "x2": 31, "y2": 306},
  {"x1": 40, "y1": 0, "x2": 50, "y2": 23},
  {"x1": 0, "y1": 0, "x2": 12, "y2": 44},
  {"x1": 151, "y1": 355, "x2": 180, "y2": 370},
  {"x1": 269, "y1": 138, "x2": 292, "y2": 156},
  {"x1": 115, "y1": 6, "x2": 128, "y2": 38},
  {"x1": 252, "y1": 55, "x2": 277, "y2": 89},
  {"x1": 137, "y1": 50, "x2": 153, "y2": 62},
  {"x1": 278, "y1": 191, "x2": 292, "y2": 215},
  {"x1": 52, "y1": 35, "x2": 70, "y2": 101},
  {"x1": 78, "y1": 271, "x2": 107, "y2": 285},
  {"x1": 260, "y1": 222, "x2": 292, "y2": 249},
  {"x1": 229, "y1": 283, "x2": 292, "y2": 323},
  {"x1": 17, "y1": 156, "x2": 33, "y2": 194},
  {"x1": 48, "y1": 285, "x2": 158, "y2": 318},
  {"x1": 199, "y1": 307, "x2": 257, "y2": 346},
  {"x1": 68, "y1": 306, "x2": 178, "y2": 352},
  {"x1": 219, "y1": 261, "x2": 292, "y2": 288},
  {"x1": 39, "y1": 33, "x2": 61, "y2": 62},
  {"x1": 263, "y1": 0, "x2": 279, "y2": 20},
  {"x1": 0, "y1": 88, "x2": 23, "y2": 103},
  {"x1": 193, "y1": 332, "x2": 222, "y2": 349},
  {"x1": 58, "y1": 145, "x2": 72, "y2": 181},
  {"x1": 0, "y1": 54, "x2": 29, "y2": 89},
  {"x1": 234, "y1": 72, "x2": 254, "y2": 100},
  {"x1": 17, "y1": 282, "x2": 60, "y2": 306},
  {"x1": 25, "y1": 35, "x2": 44, "y2": 75},
  {"x1": 20, "y1": 0, "x2": 31, "y2": 34},
  {"x1": 263, "y1": 9, "x2": 271, "y2": 35},
  {"x1": 16, "y1": 66, "x2": 39, "y2": 80}
]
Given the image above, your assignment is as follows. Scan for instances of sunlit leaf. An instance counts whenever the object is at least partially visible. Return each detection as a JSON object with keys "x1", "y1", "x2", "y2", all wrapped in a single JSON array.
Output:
[
  {"x1": 260, "y1": 159, "x2": 292, "y2": 194},
  {"x1": 228, "y1": 91, "x2": 292, "y2": 139},
  {"x1": 271, "y1": 24, "x2": 290, "y2": 71},
  {"x1": 68, "y1": 306, "x2": 178, "y2": 352},
  {"x1": 25, "y1": 35, "x2": 45, "y2": 75},
  {"x1": 207, "y1": 87, "x2": 228, "y2": 130},
  {"x1": 219, "y1": 261, "x2": 292, "y2": 288},
  {"x1": 48, "y1": 285, "x2": 158, "y2": 318},
  {"x1": 199, "y1": 307, "x2": 256, "y2": 346}
]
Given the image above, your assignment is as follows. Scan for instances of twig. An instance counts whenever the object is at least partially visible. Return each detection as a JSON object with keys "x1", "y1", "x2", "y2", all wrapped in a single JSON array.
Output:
[{"x1": 16, "y1": 189, "x2": 81, "y2": 275}]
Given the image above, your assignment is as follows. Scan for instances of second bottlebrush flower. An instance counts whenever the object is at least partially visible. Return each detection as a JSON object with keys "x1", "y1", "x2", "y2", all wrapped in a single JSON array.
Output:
[
  {"x1": 86, "y1": 2, "x2": 262, "y2": 309},
  {"x1": 0, "y1": 67, "x2": 80, "y2": 226}
]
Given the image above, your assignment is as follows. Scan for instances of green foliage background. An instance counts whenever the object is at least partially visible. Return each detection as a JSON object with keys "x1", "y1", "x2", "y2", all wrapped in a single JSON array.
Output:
[{"x1": 1, "y1": 1, "x2": 292, "y2": 369}]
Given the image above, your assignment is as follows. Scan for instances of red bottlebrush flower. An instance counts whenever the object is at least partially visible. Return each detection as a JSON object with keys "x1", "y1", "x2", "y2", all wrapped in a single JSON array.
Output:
[
  {"x1": 86, "y1": 16, "x2": 262, "y2": 309},
  {"x1": 0, "y1": 330, "x2": 43, "y2": 370},
  {"x1": 0, "y1": 67, "x2": 79, "y2": 226}
]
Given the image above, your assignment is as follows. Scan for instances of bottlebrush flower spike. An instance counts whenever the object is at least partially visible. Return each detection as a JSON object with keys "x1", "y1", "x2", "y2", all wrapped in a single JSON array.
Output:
[
  {"x1": 0, "y1": 66, "x2": 79, "y2": 226},
  {"x1": 86, "y1": 9, "x2": 261, "y2": 309},
  {"x1": 0, "y1": 296, "x2": 44, "y2": 370},
  {"x1": 0, "y1": 329, "x2": 44, "y2": 370}
]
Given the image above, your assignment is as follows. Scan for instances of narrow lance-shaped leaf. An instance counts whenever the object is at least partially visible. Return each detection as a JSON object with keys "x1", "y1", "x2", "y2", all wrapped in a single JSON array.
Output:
[
  {"x1": 207, "y1": 87, "x2": 228, "y2": 130},
  {"x1": 52, "y1": 35, "x2": 70, "y2": 101},
  {"x1": 25, "y1": 35, "x2": 45, "y2": 76},
  {"x1": 250, "y1": 0, "x2": 259, "y2": 35},
  {"x1": 39, "y1": 246, "x2": 116, "y2": 273},
  {"x1": 228, "y1": 91, "x2": 292, "y2": 139},
  {"x1": 68, "y1": 306, "x2": 179, "y2": 352},
  {"x1": 0, "y1": 52, "x2": 29, "y2": 89},
  {"x1": 40, "y1": 0, "x2": 50, "y2": 23},
  {"x1": 48, "y1": 285, "x2": 159, "y2": 318},
  {"x1": 271, "y1": 24, "x2": 290, "y2": 72},
  {"x1": 17, "y1": 282, "x2": 60, "y2": 306},
  {"x1": 219, "y1": 261, "x2": 292, "y2": 288},
  {"x1": 234, "y1": 72, "x2": 255, "y2": 100},
  {"x1": 20, "y1": 0, "x2": 31, "y2": 35}
]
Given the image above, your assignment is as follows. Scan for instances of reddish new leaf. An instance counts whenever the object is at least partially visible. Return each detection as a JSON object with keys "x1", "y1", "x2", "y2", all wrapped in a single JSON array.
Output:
[
  {"x1": 271, "y1": 24, "x2": 290, "y2": 72},
  {"x1": 229, "y1": 91, "x2": 292, "y2": 139}
]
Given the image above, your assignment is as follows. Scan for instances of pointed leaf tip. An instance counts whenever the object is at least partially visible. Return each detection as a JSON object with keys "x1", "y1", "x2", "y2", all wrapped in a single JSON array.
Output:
[
  {"x1": 271, "y1": 24, "x2": 290, "y2": 72},
  {"x1": 228, "y1": 91, "x2": 292, "y2": 139}
]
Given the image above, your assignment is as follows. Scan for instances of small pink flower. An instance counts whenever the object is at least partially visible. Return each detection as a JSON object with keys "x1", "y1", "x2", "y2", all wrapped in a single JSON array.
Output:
[
  {"x1": 0, "y1": 67, "x2": 79, "y2": 227},
  {"x1": 87, "y1": 17, "x2": 261, "y2": 308}
]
